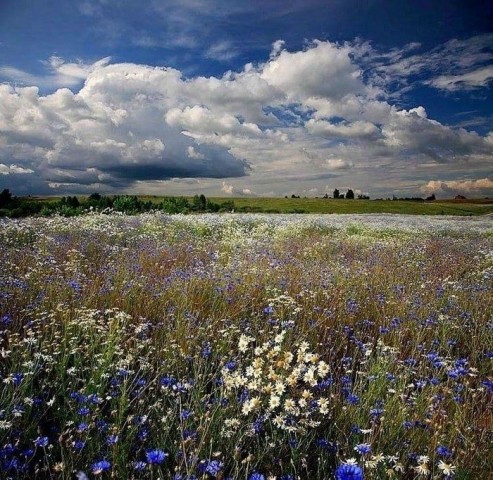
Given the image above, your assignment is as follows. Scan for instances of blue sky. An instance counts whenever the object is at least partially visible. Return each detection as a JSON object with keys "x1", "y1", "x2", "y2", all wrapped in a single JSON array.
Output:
[{"x1": 0, "y1": 0, "x2": 492, "y2": 198}]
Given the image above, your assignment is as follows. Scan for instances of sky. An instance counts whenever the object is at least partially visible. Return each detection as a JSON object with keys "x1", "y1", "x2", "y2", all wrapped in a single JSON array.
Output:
[{"x1": 0, "y1": 0, "x2": 492, "y2": 199}]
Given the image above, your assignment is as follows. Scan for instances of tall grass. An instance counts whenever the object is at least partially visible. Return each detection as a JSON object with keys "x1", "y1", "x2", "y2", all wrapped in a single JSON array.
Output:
[{"x1": 0, "y1": 213, "x2": 491, "y2": 479}]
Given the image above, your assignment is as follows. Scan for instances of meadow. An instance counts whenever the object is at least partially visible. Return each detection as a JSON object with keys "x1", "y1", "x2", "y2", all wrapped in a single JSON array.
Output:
[
  {"x1": 0, "y1": 213, "x2": 492, "y2": 479},
  {"x1": 4, "y1": 194, "x2": 493, "y2": 218}
]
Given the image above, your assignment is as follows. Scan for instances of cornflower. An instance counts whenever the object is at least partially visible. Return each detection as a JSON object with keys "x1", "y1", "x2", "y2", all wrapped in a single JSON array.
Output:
[
  {"x1": 145, "y1": 449, "x2": 168, "y2": 465},
  {"x1": 335, "y1": 463, "x2": 364, "y2": 480},
  {"x1": 92, "y1": 460, "x2": 111, "y2": 475}
]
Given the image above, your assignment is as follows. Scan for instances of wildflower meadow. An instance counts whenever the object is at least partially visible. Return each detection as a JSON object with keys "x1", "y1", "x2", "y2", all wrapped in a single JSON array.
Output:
[{"x1": 0, "y1": 213, "x2": 492, "y2": 479}]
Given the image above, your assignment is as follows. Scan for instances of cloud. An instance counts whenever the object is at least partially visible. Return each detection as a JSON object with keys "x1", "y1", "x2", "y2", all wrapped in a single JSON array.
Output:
[
  {"x1": 220, "y1": 181, "x2": 234, "y2": 194},
  {"x1": 187, "y1": 146, "x2": 205, "y2": 159},
  {"x1": 165, "y1": 105, "x2": 263, "y2": 139},
  {"x1": 0, "y1": 56, "x2": 111, "y2": 89},
  {"x1": 426, "y1": 66, "x2": 493, "y2": 91},
  {"x1": 0, "y1": 65, "x2": 251, "y2": 192},
  {"x1": 221, "y1": 181, "x2": 256, "y2": 196},
  {"x1": 381, "y1": 107, "x2": 491, "y2": 162},
  {"x1": 0, "y1": 39, "x2": 492, "y2": 196},
  {"x1": 363, "y1": 34, "x2": 493, "y2": 95},
  {"x1": 260, "y1": 40, "x2": 366, "y2": 102},
  {"x1": 306, "y1": 119, "x2": 381, "y2": 140},
  {"x1": 325, "y1": 158, "x2": 353, "y2": 170},
  {"x1": 421, "y1": 178, "x2": 493, "y2": 196},
  {"x1": 205, "y1": 40, "x2": 240, "y2": 62},
  {"x1": 0, "y1": 164, "x2": 34, "y2": 175},
  {"x1": 270, "y1": 40, "x2": 285, "y2": 58}
]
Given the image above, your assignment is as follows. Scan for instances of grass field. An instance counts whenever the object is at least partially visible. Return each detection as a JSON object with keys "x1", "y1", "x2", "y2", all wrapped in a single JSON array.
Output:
[
  {"x1": 0, "y1": 213, "x2": 492, "y2": 479},
  {"x1": 23, "y1": 196, "x2": 493, "y2": 216},
  {"x1": 203, "y1": 197, "x2": 493, "y2": 216}
]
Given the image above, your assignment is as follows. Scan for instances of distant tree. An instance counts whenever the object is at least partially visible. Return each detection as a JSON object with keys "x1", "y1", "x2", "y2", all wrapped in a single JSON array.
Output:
[
  {"x1": 333, "y1": 189, "x2": 340, "y2": 199},
  {"x1": 425, "y1": 194, "x2": 436, "y2": 201},
  {"x1": 88, "y1": 193, "x2": 101, "y2": 201},
  {"x1": 323, "y1": 193, "x2": 328, "y2": 199},
  {"x1": 357, "y1": 194, "x2": 370, "y2": 200},
  {"x1": 67, "y1": 196, "x2": 80, "y2": 208},
  {"x1": 199, "y1": 194, "x2": 207, "y2": 210},
  {"x1": 346, "y1": 189, "x2": 355, "y2": 199},
  {"x1": 192, "y1": 194, "x2": 207, "y2": 211},
  {"x1": 0, "y1": 188, "x2": 13, "y2": 208}
]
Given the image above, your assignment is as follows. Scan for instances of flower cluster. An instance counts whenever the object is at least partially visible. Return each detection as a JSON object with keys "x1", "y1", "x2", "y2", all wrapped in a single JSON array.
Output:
[{"x1": 222, "y1": 330, "x2": 332, "y2": 434}]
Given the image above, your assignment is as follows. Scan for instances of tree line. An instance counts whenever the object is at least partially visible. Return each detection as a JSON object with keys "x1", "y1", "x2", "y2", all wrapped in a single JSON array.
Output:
[{"x1": 0, "y1": 189, "x2": 235, "y2": 218}]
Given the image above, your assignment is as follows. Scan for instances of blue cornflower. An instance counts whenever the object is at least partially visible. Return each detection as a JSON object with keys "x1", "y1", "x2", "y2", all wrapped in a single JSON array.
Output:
[
  {"x1": 481, "y1": 379, "x2": 493, "y2": 393},
  {"x1": 346, "y1": 394, "x2": 360, "y2": 405},
  {"x1": 70, "y1": 392, "x2": 88, "y2": 403},
  {"x1": 77, "y1": 407, "x2": 90, "y2": 416},
  {"x1": 160, "y1": 375, "x2": 177, "y2": 387},
  {"x1": 252, "y1": 415, "x2": 264, "y2": 434},
  {"x1": 369, "y1": 408, "x2": 384, "y2": 419},
  {"x1": 180, "y1": 409, "x2": 192, "y2": 420},
  {"x1": 133, "y1": 461, "x2": 147, "y2": 471},
  {"x1": 88, "y1": 394, "x2": 102, "y2": 405},
  {"x1": 201, "y1": 342, "x2": 212, "y2": 358},
  {"x1": 335, "y1": 463, "x2": 364, "y2": 480},
  {"x1": 199, "y1": 459, "x2": 224, "y2": 476},
  {"x1": 96, "y1": 419, "x2": 109, "y2": 432},
  {"x1": 183, "y1": 429, "x2": 197, "y2": 440},
  {"x1": 145, "y1": 449, "x2": 168, "y2": 465},
  {"x1": 404, "y1": 357, "x2": 417, "y2": 367},
  {"x1": 225, "y1": 361, "x2": 237, "y2": 371},
  {"x1": 69, "y1": 279, "x2": 81, "y2": 291},
  {"x1": 317, "y1": 438, "x2": 338, "y2": 453},
  {"x1": 248, "y1": 473, "x2": 265, "y2": 480},
  {"x1": 415, "y1": 379, "x2": 427, "y2": 390},
  {"x1": 137, "y1": 426, "x2": 150, "y2": 441},
  {"x1": 34, "y1": 437, "x2": 49, "y2": 448},
  {"x1": 316, "y1": 378, "x2": 334, "y2": 390},
  {"x1": 11, "y1": 373, "x2": 23, "y2": 386},
  {"x1": 354, "y1": 443, "x2": 371, "y2": 455},
  {"x1": 172, "y1": 382, "x2": 188, "y2": 393},
  {"x1": 106, "y1": 435, "x2": 118, "y2": 446},
  {"x1": 436, "y1": 445, "x2": 453, "y2": 457},
  {"x1": 72, "y1": 440, "x2": 86, "y2": 450},
  {"x1": 77, "y1": 422, "x2": 89, "y2": 433},
  {"x1": 92, "y1": 460, "x2": 111, "y2": 475},
  {"x1": 346, "y1": 299, "x2": 358, "y2": 314},
  {"x1": 22, "y1": 448, "x2": 34, "y2": 457}
]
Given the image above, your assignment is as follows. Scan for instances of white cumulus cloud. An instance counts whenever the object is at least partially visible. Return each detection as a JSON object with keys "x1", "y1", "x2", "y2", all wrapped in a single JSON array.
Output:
[
  {"x1": 421, "y1": 178, "x2": 493, "y2": 196},
  {"x1": 0, "y1": 39, "x2": 492, "y2": 196}
]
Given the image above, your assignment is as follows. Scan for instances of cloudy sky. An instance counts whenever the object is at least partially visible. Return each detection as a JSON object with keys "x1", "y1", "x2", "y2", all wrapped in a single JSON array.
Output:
[{"x1": 0, "y1": 0, "x2": 492, "y2": 198}]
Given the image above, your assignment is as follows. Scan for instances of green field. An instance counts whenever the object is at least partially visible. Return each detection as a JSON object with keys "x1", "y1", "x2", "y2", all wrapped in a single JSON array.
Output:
[
  {"x1": 148, "y1": 196, "x2": 493, "y2": 215},
  {"x1": 15, "y1": 195, "x2": 493, "y2": 217}
]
